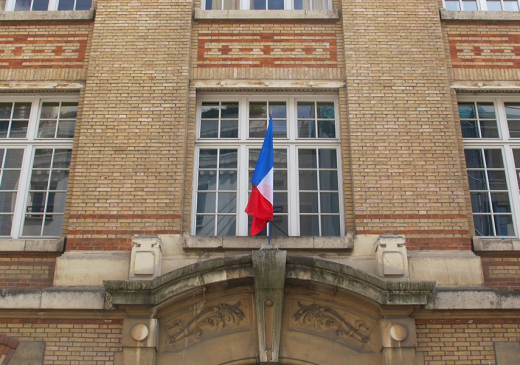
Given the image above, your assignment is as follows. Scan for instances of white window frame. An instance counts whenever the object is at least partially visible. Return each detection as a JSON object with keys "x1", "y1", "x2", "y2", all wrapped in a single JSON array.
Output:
[
  {"x1": 460, "y1": 95, "x2": 520, "y2": 237},
  {"x1": 3, "y1": 0, "x2": 91, "y2": 11},
  {"x1": 0, "y1": 94, "x2": 76, "y2": 239},
  {"x1": 201, "y1": 0, "x2": 332, "y2": 11},
  {"x1": 192, "y1": 93, "x2": 344, "y2": 237},
  {"x1": 443, "y1": 0, "x2": 520, "y2": 11}
]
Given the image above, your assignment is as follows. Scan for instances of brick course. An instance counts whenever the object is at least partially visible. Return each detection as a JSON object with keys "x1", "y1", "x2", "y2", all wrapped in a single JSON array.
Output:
[
  {"x1": 0, "y1": 319, "x2": 123, "y2": 365},
  {"x1": 416, "y1": 318, "x2": 520, "y2": 364},
  {"x1": 0, "y1": 254, "x2": 57, "y2": 289},
  {"x1": 481, "y1": 254, "x2": 520, "y2": 289}
]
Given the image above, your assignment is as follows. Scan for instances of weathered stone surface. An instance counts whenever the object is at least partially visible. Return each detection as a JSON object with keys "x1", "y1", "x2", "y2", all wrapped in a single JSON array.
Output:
[
  {"x1": 10, "y1": 341, "x2": 45, "y2": 365},
  {"x1": 440, "y1": 8, "x2": 520, "y2": 21},
  {"x1": 429, "y1": 288, "x2": 520, "y2": 309},
  {"x1": 494, "y1": 341, "x2": 520, "y2": 365},
  {"x1": 0, "y1": 9, "x2": 94, "y2": 21}
]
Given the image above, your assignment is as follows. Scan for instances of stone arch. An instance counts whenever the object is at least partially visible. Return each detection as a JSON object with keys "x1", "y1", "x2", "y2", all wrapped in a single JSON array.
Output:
[{"x1": 105, "y1": 250, "x2": 434, "y2": 365}]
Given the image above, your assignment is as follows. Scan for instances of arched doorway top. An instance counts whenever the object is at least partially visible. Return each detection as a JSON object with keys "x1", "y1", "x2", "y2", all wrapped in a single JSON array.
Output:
[{"x1": 104, "y1": 251, "x2": 435, "y2": 308}]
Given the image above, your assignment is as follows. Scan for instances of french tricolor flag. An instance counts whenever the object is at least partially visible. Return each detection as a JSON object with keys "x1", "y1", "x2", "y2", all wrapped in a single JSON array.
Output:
[{"x1": 245, "y1": 115, "x2": 274, "y2": 236}]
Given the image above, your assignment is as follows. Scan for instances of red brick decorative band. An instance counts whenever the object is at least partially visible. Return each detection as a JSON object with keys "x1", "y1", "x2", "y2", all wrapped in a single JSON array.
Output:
[
  {"x1": 69, "y1": 214, "x2": 181, "y2": 219},
  {"x1": 355, "y1": 214, "x2": 467, "y2": 219}
]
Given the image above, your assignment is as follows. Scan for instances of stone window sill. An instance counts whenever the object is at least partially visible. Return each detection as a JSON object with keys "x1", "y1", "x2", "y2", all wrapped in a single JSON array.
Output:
[
  {"x1": 473, "y1": 236, "x2": 520, "y2": 252},
  {"x1": 184, "y1": 233, "x2": 354, "y2": 250},
  {"x1": 440, "y1": 8, "x2": 520, "y2": 21},
  {"x1": 0, "y1": 237, "x2": 64, "y2": 252},
  {"x1": 0, "y1": 9, "x2": 94, "y2": 22},
  {"x1": 194, "y1": 9, "x2": 339, "y2": 20}
]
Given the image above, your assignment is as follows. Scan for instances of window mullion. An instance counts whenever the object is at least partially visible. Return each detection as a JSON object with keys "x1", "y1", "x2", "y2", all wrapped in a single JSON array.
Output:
[
  {"x1": 288, "y1": 144, "x2": 299, "y2": 236},
  {"x1": 503, "y1": 146, "x2": 520, "y2": 237},
  {"x1": 12, "y1": 147, "x2": 33, "y2": 239}
]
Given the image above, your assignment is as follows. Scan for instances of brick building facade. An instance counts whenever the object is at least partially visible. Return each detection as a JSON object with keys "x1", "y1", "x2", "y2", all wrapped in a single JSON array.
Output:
[{"x1": 0, "y1": 0, "x2": 519, "y2": 364}]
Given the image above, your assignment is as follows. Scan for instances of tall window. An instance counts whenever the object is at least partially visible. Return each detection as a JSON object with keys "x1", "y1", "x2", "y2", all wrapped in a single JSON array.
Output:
[
  {"x1": 444, "y1": 0, "x2": 520, "y2": 11},
  {"x1": 203, "y1": 0, "x2": 331, "y2": 10},
  {"x1": 2, "y1": 0, "x2": 91, "y2": 11},
  {"x1": 459, "y1": 97, "x2": 520, "y2": 237},
  {"x1": 0, "y1": 96, "x2": 76, "y2": 238},
  {"x1": 193, "y1": 95, "x2": 343, "y2": 237}
]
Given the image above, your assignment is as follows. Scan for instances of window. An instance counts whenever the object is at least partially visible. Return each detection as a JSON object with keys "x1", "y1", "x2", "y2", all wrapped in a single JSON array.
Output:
[
  {"x1": 193, "y1": 95, "x2": 343, "y2": 237},
  {"x1": 2, "y1": 0, "x2": 91, "y2": 11},
  {"x1": 459, "y1": 96, "x2": 520, "y2": 237},
  {"x1": 0, "y1": 96, "x2": 76, "y2": 238},
  {"x1": 444, "y1": 0, "x2": 520, "y2": 11},
  {"x1": 203, "y1": 0, "x2": 331, "y2": 10}
]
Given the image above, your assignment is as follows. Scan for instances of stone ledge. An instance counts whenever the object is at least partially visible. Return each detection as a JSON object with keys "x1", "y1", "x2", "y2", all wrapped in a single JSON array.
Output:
[
  {"x1": 184, "y1": 233, "x2": 354, "y2": 250},
  {"x1": 0, "y1": 9, "x2": 94, "y2": 21},
  {"x1": 440, "y1": 8, "x2": 520, "y2": 21},
  {"x1": 0, "y1": 237, "x2": 64, "y2": 252},
  {"x1": 473, "y1": 236, "x2": 520, "y2": 252},
  {"x1": 0, "y1": 287, "x2": 105, "y2": 310},
  {"x1": 194, "y1": 9, "x2": 339, "y2": 20},
  {"x1": 428, "y1": 287, "x2": 520, "y2": 309}
]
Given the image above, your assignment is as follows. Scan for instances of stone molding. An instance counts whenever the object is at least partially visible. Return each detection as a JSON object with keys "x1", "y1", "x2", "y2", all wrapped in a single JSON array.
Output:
[
  {"x1": 0, "y1": 237, "x2": 64, "y2": 253},
  {"x1": 428, "y1": 287, "x2": 520, "y2": 309},
  {"x1": 473, "y1": 236, "x2": 520, "y2": 252},
  {"x1": 183, "y1": 233, "x2": 354, "y2": 250},
  {"x1": 0, "y1": 9, "x2": 94, "y2": 21},
  {"x1": 193, "y1": 9, "x2": 339, "y2": 20},
  {"x1": 0, "y1": 287, "x2": 105, "y2": 310},
  {"x1": 104, "y1": 253, "x2": 435, "y2": 307},
  {"x1": 440, "y1": 8, "x2": 520, "y2": 21}
]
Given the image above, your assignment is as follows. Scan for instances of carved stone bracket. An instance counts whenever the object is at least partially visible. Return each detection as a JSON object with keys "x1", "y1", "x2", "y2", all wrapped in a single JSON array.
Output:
[
  {"x1": 167, "y1": 302, "x2": 245, "y2": 343},
  {"x1": 294, "y1": 302, "x2": 370, "y2": 344}
]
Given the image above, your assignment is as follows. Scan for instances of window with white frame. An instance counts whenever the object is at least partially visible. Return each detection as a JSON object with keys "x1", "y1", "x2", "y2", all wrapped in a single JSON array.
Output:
[
  {"x1": 203, "y1": 0, "x2": 331, "y2": 10},
  {"x1": 1, "y1": 0, "x2": 91, "y2": 11},
  {"x1": 0, "y1": 96, "x2": 76, "y2": 238},
  {"x1": 459, "y1": 96, "x2": 520, "y2": 237},
  {"x1": 193, "y1": 95, "x2": 343, "y2": 237},
  {"x1": 444, "y1": 0, "x2": 520, "y2": 11}
]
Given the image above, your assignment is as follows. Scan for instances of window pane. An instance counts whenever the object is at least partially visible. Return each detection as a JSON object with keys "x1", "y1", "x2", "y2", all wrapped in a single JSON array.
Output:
[
  {"x1": 465, "y1": 149, "x2": 484, "y2": 169},
  {"x1": 218, "y1": 192, "x2": 236, "y2": 213},
  {"x1": 14, "y1": 0, "x2": 32, "y2": 10},
  {"x1": 321, "y1": 215, "x2": 340, "y2": 236},
  {"x1": 49, "y1": 170, "x2": 69, "y2": 190},
  {"x1": 299, "y1": 170, "x2": 317, "y2": 190},
  {"x1": 249, "y1": 102, "x2": 267, "y2": 118},
  {"x1": 487, "y1": 171, "x2": 507, "y2": 190},
  {"x1": 201, "y1": 103, "x2": 219, "y2": 119},
  {"x1": 480, "y1": 120, "x2": 499, "y2": 138},
  {"x1": 459, "y1": 103, "x2": 476, "y2": 119},
  {"x1": 273, "y1": 192, "x2": 287, "y2": 213},
  {"x1": 319, "y1": 149, "x2": 337, "y2": 168},
  {"x1": 27, "y1": 192, "x2": 46, "y2": 213},
  {"x1": 38, "y1": 120, "x2": 57, "y2": 138},
  {"x1": 508, "y1": 120, "x2": 520, "y2": 138},
  {"x1": 445, "y1": 0, "x2": 461, "y2": 10},
  {"x1": 461, "y1": 120, "x2": 479, "y2": 138},
  {"x1": 504, "y1": 0, "x2": 520, "y2": 10},
  {"x1": 320, "y1": 192, "x2": 339, "y2": 213},
  {"x1": 52, "y1": 149, "x2": 72, "y2": 169},
  {"x1": 33, "y1": 149, "x2": 52, "y2": 169},
  {"x1": 0, "y1": 121, "x2": 8, "y2": 138},
  {"x1": 471, "y1": 192, "x2": 491, "y2": 213},
  {"x1": 474, "y1": 215, "x2": 493, "y2": 236},
  {"x1": 22, "y1": 215, "x2": 43, "y2": 236},
  {"x1": 47, "y1": 192, "x2": 67, "y2": 213},
  {"x1": 505, "y1": 103, "x2": 520, "y2": 119},
  {"x1": 268, "y1": 0, "x2": 284, "y2": 8},
  {"x1": 487, "y1": 0, "x2": 502, "y2": 10},
  {"x1": 318, "y1": 120, "x2": 335, "y2": 138},
  {"x1": 0, "y1": 216, "x2": 13, "y2": 236},
  {"x1": 271, "y1": 215, "x2": 288, "y2": 236},
  {"x1": 59, "y1": 102, "x2": 78, "y2": 119},
  {"x1": 196, "y1": 215, "x2": 215, "y2": 236},
  {"x1": 0, "y1": 103, "x2": 12, "y2": 119},
  {"x1": 57, "y1": 120, "x2": 76, "y2": 138},
  {"x1": 484, "y1": 149, "x2": 504, "y2": 168},
  {"x1": 220, "y1": 120, "x2": 238, "y2": 138},
  {"x1": 462, "y1": 0, "x2": 478, "y2": 10},
  {"x1": 217, "y1": 215, "x2": 236, "y2": 236},
  {"x1": 32, "y1": 0, "x2": 48, "y2": 10},
  {"x1": 298, "y1": 102, "x2": 314, "y2": 118},
  {"x1": 300, "y1": 192, "x2": 318, "y2": 213},
  {"x1": 201, "y1": 120, "x2": 218, "y2": 138},
  {"x1": 491, "y1": 192, "x2": 511, "y2": 213},
  {"x1": 197, "y1": 192, "x2": 216, "y2": 213},
  {"x1": 29, "y1": 170, "x2": 49, "y2": 190},
  {"x1": 218, "y1": 170, "x2": 236, "y2": 190},
  {"x1": 319, "y1": 171, "x2": 338, "y2": 190},
  {"x1": 300, "y1": 215, "x2": 319, "y2": 236},
  {"x1": 294, "y1": 0, "x2": 305, "y2": 9},
  {"x1": 494, "y1": 215, "x2": 515, "y2": 236},
  {"x1": 219, "y1": 149, "x2": 237, "y2": 168},
  {"x1": 298, "y1": 149, "x2": 317, "y2": 168},
  {"x1": 467, "y1": 170, "x2": 487, "y2": 190},
  {"x1": 43, "y1": 215, "x2": 64, "y2": 236},
  {"x1": 250, "y1": 120, "x2": 267, "y2": 138},
  {"x1": 198, "y1": 171, "x2": 216, "y2": 191},
  {"x1": 5, "y1": 149, "x2": 23, "y2": 169},
  {"x1": 8, "y1": 121, "x2": 27, "y2": 139},
  {"x1": 317, "y1": 102, "x2": 334, "y2": 118},
  {"x1": 251, "y1": 0, "x2": 266, "y2": 9},
  {"x1": 273, "y1": 171, "x2": 287, "y2": 190},
  {"x1": 0, "y1": 171, "x2": 20, "y2": 190},
  {"x1": 40, "y1": 102, "x2": 60, "y2": 119},
  {"x1": 274, "y1": 149, "x2": 287, "y2": 168},
  {"x1": 298, "y1": 120, "x2": 316, "y2": 138},
  {"x1": 199, "y1": 149, "x2": 218, "y2": 169},
  {"x1": 273, "y1": 120, "x2": 287, "y2": 138},
  {"x1": 477, "y1": 103, "x2": 496, "y2": 119},
  {"x1": 0, "y1": 193, "x2": 17, "y2": 212}
]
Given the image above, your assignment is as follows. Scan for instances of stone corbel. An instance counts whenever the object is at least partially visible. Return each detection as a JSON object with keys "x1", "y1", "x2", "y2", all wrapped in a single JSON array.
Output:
[
  {"x1": 375, "y1": 234, "x2": 409, "y2": 278},
  {"x1": 129, "y1": 235, "x2": 162, "y2": 280},
  {"x1": 119, "y1": 318, "x2": 159, "y2": 365},
  {"x1": 380, "y1": 317, "x2": 417, "y2": 365}
]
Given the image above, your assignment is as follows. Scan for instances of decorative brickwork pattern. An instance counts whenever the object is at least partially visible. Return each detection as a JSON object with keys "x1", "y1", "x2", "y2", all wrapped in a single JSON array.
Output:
[
  {"x1": 342, "y1": 0, "x2": 471, "y2": 248},
  {"x1": 0, "y1": 319, "x2": 122, "y2": 365},
  {"x1": 0, "y1": 22, "x2": 91, "y2": 80},
  {"x1": 0, "y1": 334, "x2": 19, "y2": 365},
  {"x1": 416, "y1": 318, "x2": 520, "y2": 364},
  {"x1": 65, "y1": 0, "x2": 192, "y2": 250},
  {"x1": 0, "y1": 254, "x2": 56, "y2": 289},
  {"x1": 446, "y1": 22, "x2": 520, "y2": 80},
  {"x1": 191, "y1": 20, "x2": 344, "y2": 79},
  {"x1": 482, "y1": 255, "x2": 520, "y2": 289}
]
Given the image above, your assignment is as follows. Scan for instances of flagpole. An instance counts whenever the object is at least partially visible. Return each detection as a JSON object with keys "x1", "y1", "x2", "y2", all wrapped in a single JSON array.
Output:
[{"x1": 268, "y1": 109, "x2": 272, "y2": 245}]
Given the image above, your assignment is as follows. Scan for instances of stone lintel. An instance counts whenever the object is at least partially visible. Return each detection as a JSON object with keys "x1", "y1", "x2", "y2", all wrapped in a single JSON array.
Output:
[
  {"x1": 0, "y1": 237, "x2": 64, "y2": 252},
  {"x1": 191, "y1": 79, "x2": 346, "y2": 90},
  {"x1": 0, "y1": 9, "x2": 94, "y2": 21},
  {"x1": 440, "y1": 8, "x2": 520, "y2": 21},
  {"x1": 194, "y1": 8, "x2": 339, "y2": 20},
  {"x1": 0, "y1": 82, "x2": 85, "y2": 91},
  {"x1": 452, "y1": 80, "x2": 520, "y2": 91},
  {"x1": 473, "y1": 236, "x2": 520, "y2": 252},
  {"x1": 428, "y1": 288, "x2": 520, "y2": 310},
  {"x1": 0, "y1": 287, "x2": 105, "y2": 310}
]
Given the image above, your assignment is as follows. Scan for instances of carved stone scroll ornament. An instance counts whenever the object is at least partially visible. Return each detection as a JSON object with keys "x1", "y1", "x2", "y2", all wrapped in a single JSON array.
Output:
[
  {"x1": 294, "y1": 302, "x2": 370, "y2": 343},
  {"x1": 167, "y1": 302, "x2": 245, "y2": 343}
]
